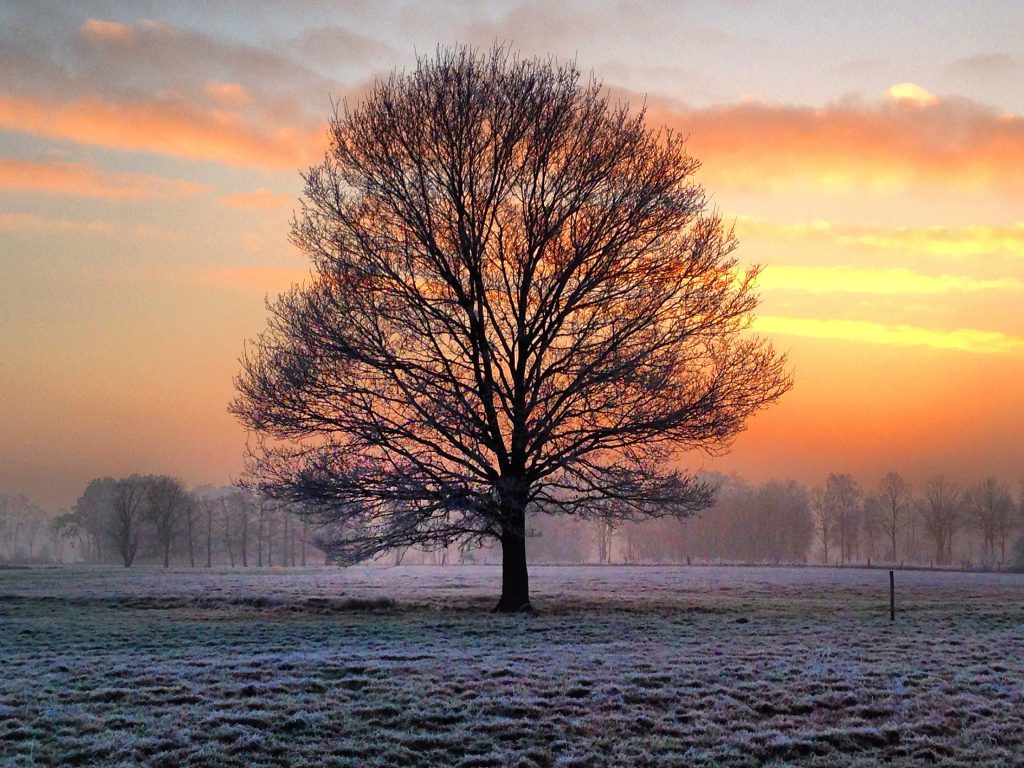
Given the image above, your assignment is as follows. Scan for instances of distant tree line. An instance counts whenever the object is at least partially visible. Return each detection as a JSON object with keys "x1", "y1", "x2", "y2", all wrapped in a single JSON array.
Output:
[
  {"x1": 3, "y1": 471, "x2": 1022, "y2": 571},
  {"x1": 0, "y1": 493, "x2": 65, "y2": 563},
  {"x1": 810, "y1": 473, "x2": 1022, "y2": 570},
  {"x1": 41, "y1": 476, "x2": 324, "y2": 568},
  {"x1": 519, "y1": 471, "x2": 1024, "y2": 571}
]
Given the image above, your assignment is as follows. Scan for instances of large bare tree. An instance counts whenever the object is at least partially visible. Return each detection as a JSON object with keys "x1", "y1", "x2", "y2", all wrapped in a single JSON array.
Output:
[{"x1": 231, "y1": 46, "x2": 790, "y2": 611}]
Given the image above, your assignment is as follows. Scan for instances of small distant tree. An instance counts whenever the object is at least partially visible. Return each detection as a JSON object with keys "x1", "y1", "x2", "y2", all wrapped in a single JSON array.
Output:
[
  {"x1": 183, "y1": 493, "x2": 199, "y2": 567},
  {"x1": 231, "y1": 45, "x2": 791, "y2": 611},
  {"x1": 256, "y1": 497, "x2": 267, "y2": 567},
  {"x1": 220, "y1": 497, "x2": 235, "y2": 567},
  {"x1": 920, "y1": 475, "x2": 961, "y2": 566},
  {"x1": 594, "y1": 520, "x2": 616, "y2": 564},
  {"x1": 758, "y1": 480, "x2": 813, "y2": 563},
  {"x1": 70, "y1": 478, "x2": 118, "y2": 563},
  {"x1": 877, "y1": 472, "x2": 909, "y2": 562},
  {"x1": 862, "y1": 494, "x2": 882, "y2": 562},
  {"x1": 810, "y1": 486, "x2": 832, "y2": 564},
  {"x1": 824, "y1": 474, "x2": 862, "y2": 565},
  {"x1": 147, "y1": 476, "x2": 188, "y2": 568},
  {"x1": 966, "y1": 478, "x2": 1014, "y2": 569},
  {"x1": 111, "y1": 476, "x2": 148, "y2": 567},
  {"x1": 0, "y1": 494, "x2": 47, "y2": 562}
]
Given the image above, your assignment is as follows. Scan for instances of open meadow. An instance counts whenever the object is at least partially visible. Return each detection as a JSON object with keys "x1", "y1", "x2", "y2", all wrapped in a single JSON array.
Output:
[{"x1": 2, "y1": 564, "x2": 1022, "y2": 767}]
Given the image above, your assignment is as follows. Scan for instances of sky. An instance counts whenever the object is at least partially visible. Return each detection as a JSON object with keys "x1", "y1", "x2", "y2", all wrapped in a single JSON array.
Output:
[{"x1": 1, "y1": 1, "x2": 1022, "y2": 511}]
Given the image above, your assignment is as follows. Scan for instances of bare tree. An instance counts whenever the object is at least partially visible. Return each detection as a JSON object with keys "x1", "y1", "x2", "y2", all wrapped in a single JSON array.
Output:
[
  {"x1": 0, "y1": 494, "x2": 48, "y2": 563},
  {"x1": 877, "y1": 472, "x2": 909, "y2": 562},
  {"x1": 810, "y1": 486, "x2": 832, "y2": 564},
  {"x1": 966, "y1": 478, "x2": 1013, "y2": 569},
  {"x1": 824, "y1": 474, "x2": 862, "y2": 565},
  {"x1": 862, "y1": 494, "x2": 882, "y2": 563},
  {"x1": 256, "y1": 497, "x2": 266, "y2": 567},
  {"x1": 110, "y1": 476, "x2": 147, "y2": 567},
  {"x1": 183, "y1": 493, "x2": 199, "y2": 567},
  {"x1": 594, "y1": 520, "x2": 616, "y2": 564},
  {"x1": 205, "y1": 497, "x2": 213, "y2": 568},
  {"x1": 221, "y1": 498, "x2": 235, "y2": 567},
  {"x1": 920, "y1": 476, "x2": 961, "y2": 566},
  {"x1": 69, "y1": 478, "x2": 118, "y2": 563},
  {"x1": 231, "y1": 46, "x2": 790, "y2": 611},
  {"x1": 755, "y1": 480, "x2": 813, "y2": 563},
  {"x1": 234, "y1": 492, "x2": 251, "y2": 567},
  {"x1": 146, "y1": 476, "x2": 188, "y2": 568}
]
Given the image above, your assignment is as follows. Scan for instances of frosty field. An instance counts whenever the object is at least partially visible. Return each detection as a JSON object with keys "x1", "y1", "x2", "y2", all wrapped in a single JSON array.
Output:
[{"x1": 1, "y1": 565, "x2": 1022, "y2": 767}]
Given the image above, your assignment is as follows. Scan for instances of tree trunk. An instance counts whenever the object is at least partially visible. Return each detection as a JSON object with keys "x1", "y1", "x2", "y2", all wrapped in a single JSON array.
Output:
[
  {"x1": 494, "y1": 502, "x2": 531, "y2": 613},
  {"x1": 163, "y1": 539, "x2": 170, "y2": 568}
]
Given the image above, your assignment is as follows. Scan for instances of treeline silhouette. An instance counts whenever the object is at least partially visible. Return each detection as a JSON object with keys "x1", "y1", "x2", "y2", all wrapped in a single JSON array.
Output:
[
  {"x1": 521, "y1": 472, "x2": 1024, "y2": 571},
  {"x1": 2, "y1": 471, "x2": 1022, "y2": 570},
  {"x1": 0, "y1": 476, "x2": 323, "y2": 567}
]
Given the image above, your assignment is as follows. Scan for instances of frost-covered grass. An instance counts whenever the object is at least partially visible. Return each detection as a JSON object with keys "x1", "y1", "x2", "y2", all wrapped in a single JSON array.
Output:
[{"x1": 1, "y1": 565, "x2": 1022, "y2": 766}]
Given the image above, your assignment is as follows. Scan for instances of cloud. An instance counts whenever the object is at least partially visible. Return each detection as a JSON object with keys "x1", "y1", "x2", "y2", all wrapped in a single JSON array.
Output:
[
  {"x1": 220, "y1": 187, "x2": 292, "y2": 209},
  {"x1": 734, "y1": 216, "x2": 1024, "y2": 259},
  {"x1": 204, "y1": 81, "x2": 254, "y2": 107},
  {"x1": 648, "y1": 91, "x2": 1024, "y2": 195},
  {"x1": 0, "y1": 158, "x2": 207, "y2": 199},
  {"x1": 757, "y1": 265, "x2": 1023, "y2": 295},
  {"x1": 885, "y1": 82, "x2": 939, "y2": 106},
  {"x1": 0, "y1": 212, "x2": 113, "y2": 233},
  {"x1": 754, "y1": 316, "x2": 1024, "y2": 355},
  {"x1": 289, "y1": 26, "x2": 396, "y2": 68},
  {"x1": 0, "y1": 92, "x2": 326, "y2": 169},
  {"x1": 946, "y1": 53, "x2": 1016, "y2": 79},
  {"x1": 80, "y1": 19, "x2": 135, "y2": 43}
]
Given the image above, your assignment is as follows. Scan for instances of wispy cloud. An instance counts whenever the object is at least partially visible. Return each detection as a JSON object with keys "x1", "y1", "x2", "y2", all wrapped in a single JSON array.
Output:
[
  {"x1": 735, "y1": 216, "x2": 1024, "y2": 259},
  {"x1": 650, "y1": 90, "x2": 1024, "y2": 195},
  {"x1": 757, "y1": 265, "x2": 1023, "y2": 295},
  {"x1": 80, "y1": 19, "x2": 135, "y2": 43},
  {"x1": 220, "y1": 187, "x2": 292, "y2": 209},
  {"x1": 755, "y1": 315, "x2": 1024, "y2": 355},
  {"x1": 0, "y1": 158, "x2": 207, "y2": 199},
  {"x1": 0, "y1": 93, "x2": 326, "y2": 170},
  {"x1": 946, "y1": 53, "x2": 1016, "y2": 79},
  {"x1": 0, "y1": 212, "x2": 113, "y2": 233}
]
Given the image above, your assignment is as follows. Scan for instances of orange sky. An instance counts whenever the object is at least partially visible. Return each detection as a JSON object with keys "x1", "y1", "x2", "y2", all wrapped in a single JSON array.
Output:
[{"x1": 1, "y1": 3, "x2": 1022, "y2": 510}]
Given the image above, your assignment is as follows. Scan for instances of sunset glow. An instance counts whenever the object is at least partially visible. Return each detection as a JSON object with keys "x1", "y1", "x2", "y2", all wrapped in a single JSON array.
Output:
[{"x1": 1, "y1": 1, "x2": 1021, "y2": 510}]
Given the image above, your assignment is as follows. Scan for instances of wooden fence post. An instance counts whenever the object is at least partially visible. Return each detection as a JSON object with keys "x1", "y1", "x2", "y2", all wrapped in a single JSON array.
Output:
[{"x1": 889, "y1": 570, "x2": 895, "y2": 622}]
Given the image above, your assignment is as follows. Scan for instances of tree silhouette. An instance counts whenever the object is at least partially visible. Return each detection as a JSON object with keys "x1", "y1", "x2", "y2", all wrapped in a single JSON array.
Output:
[{"x1": 231, "y1": 46, "x2": 790, "y2": 611}]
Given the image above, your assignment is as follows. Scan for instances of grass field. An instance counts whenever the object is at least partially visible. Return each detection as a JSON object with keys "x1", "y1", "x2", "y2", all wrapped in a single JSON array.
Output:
[{"x1": 2, "y1": 564, "x2": 1022, "y2": 766}]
